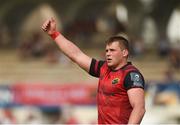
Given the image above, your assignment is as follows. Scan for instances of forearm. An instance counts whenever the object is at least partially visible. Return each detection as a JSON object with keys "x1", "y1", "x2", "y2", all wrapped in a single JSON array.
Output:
[
  {"x1": 54, "y1": 33, "x2": 84, "y2": 62},
  {"x1": 128, "y1": 107, "x2": 145, "y2": 124}
]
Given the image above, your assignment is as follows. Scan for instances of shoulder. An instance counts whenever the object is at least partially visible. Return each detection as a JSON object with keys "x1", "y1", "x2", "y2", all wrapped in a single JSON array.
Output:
[
  {"x1": 124, "y1": 70, "x2": 145, "y2": 90},
  {"x1": 89, "y1": 58, "x2": 106, "y2": 77}
]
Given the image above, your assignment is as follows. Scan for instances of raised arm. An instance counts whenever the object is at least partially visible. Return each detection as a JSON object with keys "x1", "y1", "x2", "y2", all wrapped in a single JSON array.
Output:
[{"x1": 42, "y1": 18, "x2": 92, "y2": 72}]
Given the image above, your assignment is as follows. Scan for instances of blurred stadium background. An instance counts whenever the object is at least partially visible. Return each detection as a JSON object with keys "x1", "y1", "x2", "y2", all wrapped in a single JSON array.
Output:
[{"x1": 0, "y1": 0, "x2": 180, "y2": 124}]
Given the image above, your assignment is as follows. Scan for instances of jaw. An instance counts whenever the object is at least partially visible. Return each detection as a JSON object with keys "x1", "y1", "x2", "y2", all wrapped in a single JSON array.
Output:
[
  {"x1": 107, "y1": 61, "x2": 117, "y2": 69},
  {"x1": 107, "y1": 59, "x2": 127, "y2": 70}
]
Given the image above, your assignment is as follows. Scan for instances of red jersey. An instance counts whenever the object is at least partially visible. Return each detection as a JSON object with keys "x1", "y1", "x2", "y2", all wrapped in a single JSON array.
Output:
[{"x1": 89, "y1": 59, "x2": 145, "y2": 124}]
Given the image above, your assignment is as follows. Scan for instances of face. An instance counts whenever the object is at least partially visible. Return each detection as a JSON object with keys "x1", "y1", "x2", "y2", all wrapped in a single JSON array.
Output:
[{"x1": 105, "y1": 41, "x2": 128, "y2": 70}]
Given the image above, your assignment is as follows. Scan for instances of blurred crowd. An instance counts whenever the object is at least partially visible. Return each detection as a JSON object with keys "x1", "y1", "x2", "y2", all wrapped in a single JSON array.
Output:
[
  {"x1": 1, "y1": 17, "x2": 178, "y2": 91},
  {"x1": 17, "y1": 32, "x2": 71, "y2": 65},
  {"x1": 0, "y1": 17, "x2": 171, "y2": 71},
  {"x1": 0, "y1": 5, "x2": 179, "y2": 71}
]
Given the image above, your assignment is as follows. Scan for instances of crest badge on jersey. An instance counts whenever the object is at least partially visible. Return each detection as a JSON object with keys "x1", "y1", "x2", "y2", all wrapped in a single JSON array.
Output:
[
  {"x1": 112, "y1": 78, "x2": 120, "y2": 84},
  {"x1": 130, "y1": 72, "x2": 144, "y2": 87}
]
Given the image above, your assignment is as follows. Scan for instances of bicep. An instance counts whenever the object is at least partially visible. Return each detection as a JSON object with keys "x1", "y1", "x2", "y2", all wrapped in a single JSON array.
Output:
[
  {"x1": 75, "y1": 52, "x2": 92, "y2": 73},
  {"x1": 124, "y1": 71, "x2": 145, "y2": 107},
  {"x1": 127, "y1": 88, "x2": 145, "y2": 108}
]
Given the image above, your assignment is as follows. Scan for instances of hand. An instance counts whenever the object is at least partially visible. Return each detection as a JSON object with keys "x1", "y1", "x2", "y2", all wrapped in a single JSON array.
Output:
[{"x1": 42, "y1": 17, "x2": 57, "y2": 35}]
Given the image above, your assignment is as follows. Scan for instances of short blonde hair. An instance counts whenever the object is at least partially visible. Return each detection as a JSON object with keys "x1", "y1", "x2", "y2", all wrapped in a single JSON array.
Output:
[{"x1": 106, "y1": 36, "x2": 130, "y2": 51}]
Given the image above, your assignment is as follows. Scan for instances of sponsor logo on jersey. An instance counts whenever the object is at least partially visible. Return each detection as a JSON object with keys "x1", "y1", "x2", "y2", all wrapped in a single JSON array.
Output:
[{"x1": 112, "y1": 78, "x2": 120, "y2": 84}]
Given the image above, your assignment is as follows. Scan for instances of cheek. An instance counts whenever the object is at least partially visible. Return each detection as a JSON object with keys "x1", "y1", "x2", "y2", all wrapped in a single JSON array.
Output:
[
  {"x1": 114, "y1": 52, "x2": 123, "y2": 58},
  {"x1": 112, "y1": 53, "x2": 122, "y2": 62}
]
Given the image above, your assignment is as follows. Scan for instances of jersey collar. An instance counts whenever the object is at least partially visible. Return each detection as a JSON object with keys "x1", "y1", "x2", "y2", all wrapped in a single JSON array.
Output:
[{"x1": 111, "y1": 62, "x2": 132, "y2": 72}]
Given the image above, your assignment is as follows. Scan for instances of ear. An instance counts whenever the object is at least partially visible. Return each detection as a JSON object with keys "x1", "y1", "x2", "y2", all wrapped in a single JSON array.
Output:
[{"x1": 122, "y1": 49, "x2": 129, "y2": 57}]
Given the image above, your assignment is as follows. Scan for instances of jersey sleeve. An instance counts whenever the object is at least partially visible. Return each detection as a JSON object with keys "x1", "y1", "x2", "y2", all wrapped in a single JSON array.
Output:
[
  {"x1": 89, "y1": 58, "x2": 105, "y2": 78},
  {"x1": 124, "y1": 71, "x2": 145, "y2": 90}
]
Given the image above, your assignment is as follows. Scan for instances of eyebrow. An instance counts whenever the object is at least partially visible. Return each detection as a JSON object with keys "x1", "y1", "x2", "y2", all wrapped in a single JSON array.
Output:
[{"x1": 106, "y1": 48, "x2": 116, "y2": 51}]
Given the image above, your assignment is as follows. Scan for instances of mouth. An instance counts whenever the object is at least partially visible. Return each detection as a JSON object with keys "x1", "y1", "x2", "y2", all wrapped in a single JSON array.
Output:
[{"x1": 107, "y1": 58, "x2": 112, "y2": 62}]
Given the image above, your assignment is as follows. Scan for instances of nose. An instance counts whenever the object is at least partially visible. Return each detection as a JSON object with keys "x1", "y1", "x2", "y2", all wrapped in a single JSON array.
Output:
[{"x1": 106, "y1": 50, "x2": 111, "y2": 57}]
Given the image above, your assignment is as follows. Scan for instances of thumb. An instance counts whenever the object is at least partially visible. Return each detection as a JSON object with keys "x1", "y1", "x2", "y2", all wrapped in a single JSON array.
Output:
[{"x1": 50, "y1": 17, "x2": 55, "y2": 23}]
